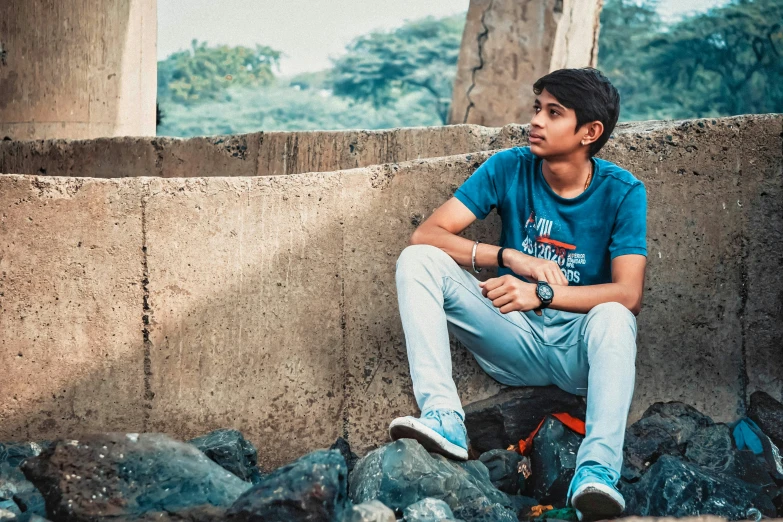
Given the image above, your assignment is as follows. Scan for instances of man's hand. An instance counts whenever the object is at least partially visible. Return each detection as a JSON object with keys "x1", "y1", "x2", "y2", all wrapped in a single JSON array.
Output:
[
  {"x1": 479, "y1": 275, "x2": 542, "y2": 314},
  {"x1": 504, "y1": 249, "x2": 569, "y2": 286}
]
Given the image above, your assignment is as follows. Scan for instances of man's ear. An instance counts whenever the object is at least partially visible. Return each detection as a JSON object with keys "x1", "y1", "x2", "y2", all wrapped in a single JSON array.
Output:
[{"x1": 580, "y1": 121, "x2": 604, "y2": 146}]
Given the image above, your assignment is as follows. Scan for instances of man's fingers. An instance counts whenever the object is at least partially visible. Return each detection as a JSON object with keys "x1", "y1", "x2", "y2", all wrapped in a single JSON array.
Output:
[
  {"x1": 486, "y1": 286, "x2": 508, "y2": 300},
  {"x1": 492, "y1": 293, "x2": 514, "y2": 309},
  {"x1": 482, "y1": 277, "x2": 504, "y2": 292}
]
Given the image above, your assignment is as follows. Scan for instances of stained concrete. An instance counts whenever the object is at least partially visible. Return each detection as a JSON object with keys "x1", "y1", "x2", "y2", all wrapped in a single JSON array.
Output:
[
  {"x1": 0, "y1": 115, "x2": 781, "y2": 468},
  {"x1": 0, "y1": 175, "x2": 145, "y2": 439}
]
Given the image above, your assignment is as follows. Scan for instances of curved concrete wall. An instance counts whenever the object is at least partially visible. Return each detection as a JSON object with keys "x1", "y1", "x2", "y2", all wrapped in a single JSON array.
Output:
[{"x1": 1, "y1": 115, "x2": 781, "y2": 470}]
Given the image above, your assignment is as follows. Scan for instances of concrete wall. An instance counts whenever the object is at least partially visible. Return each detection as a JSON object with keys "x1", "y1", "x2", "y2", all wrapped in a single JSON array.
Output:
[
  {"x1": 0, "y1": 0, "x2": 157, "y2": 140},
  {"x1": 0, "y1": 125, "x2": 498, "y2": 179},
  {"x1": 1, "y1": 115, "x2": 781, "y2": 469}
]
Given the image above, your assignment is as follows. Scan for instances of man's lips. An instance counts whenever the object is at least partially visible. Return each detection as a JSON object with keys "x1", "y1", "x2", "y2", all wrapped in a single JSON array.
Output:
[{"x1": 529, "y1": 132, "x2": 544, "y2": 142}]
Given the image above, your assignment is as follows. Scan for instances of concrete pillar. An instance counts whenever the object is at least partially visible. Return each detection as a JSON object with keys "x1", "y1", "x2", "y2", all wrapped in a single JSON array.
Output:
[
  {"x1": 449, "y1": 0, "x2": 602, "y2": 126},
  {"x1": 0, "y1": 0, "x2": 157, "y2": 140}
]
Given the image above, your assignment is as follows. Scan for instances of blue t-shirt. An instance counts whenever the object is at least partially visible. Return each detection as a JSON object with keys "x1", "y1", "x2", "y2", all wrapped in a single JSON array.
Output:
[{"x1": 455, "y1": 146, "x2": 647, "y2": 286}]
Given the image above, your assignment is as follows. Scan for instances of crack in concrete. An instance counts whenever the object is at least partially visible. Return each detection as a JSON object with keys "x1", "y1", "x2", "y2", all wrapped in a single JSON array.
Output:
[
  {"x1": 462, "y1": 0, "x2": 494, "y2": 124},
  {"x1": 338, "y1": 173, "x2": 349, "y2": 441},
  {"x1": 141, "y1": 181, "x2": 154, "y2": 429}
]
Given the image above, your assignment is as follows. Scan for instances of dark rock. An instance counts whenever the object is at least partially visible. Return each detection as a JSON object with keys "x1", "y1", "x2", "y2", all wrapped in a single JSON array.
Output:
[
  {"x1": 125, "y1": 504, "x2": 227, "y2": 522},
  {"x1": 0, "y1": 463, "x2": 46, "y2": 518},
  {"x1": 227, "y1": 449, "x2": 348, "y2": 522},
  {"x1": 478, "y1": 450, "x2": 523, "y2": 495},
  {"x1": 507, "y1": 495, "x2": 539, "y2": 519},
  {"x1": 330, "y1": 438, "x2": 359, "y2": 477},
  {"x1": 527, "y1": 417, "x2": 582, "y2": 507},
  {"x1": 403, "y1": 498, "x2": 456, "y2": 521},
  {"x1": 622, "y1": 455, "x2": 776, "y2": 518},
  {"x1": 463, "y1": 387, "x2": 585, "y2": 455},
  {"x1": 189, "y1": 429, "x2": 261, "y2": 483},
  {"x1": 622, "y1": 401, "x2": 714, "y2": 481},
  {"x1": 349, "y1": 439, "x2": 516, "y2": 521},
  {"x1": 21, "y1": 433, "x2": 251, "y2": 521},
  {"x1": 342, "y1": 500, "x2": 396, "y2": 522},
  {"x1": 0, "y1": 443, "x2": 50, "y2": 469},
  {"x1": 749, "y1": 391, "x2": 783, "y2": 450}
]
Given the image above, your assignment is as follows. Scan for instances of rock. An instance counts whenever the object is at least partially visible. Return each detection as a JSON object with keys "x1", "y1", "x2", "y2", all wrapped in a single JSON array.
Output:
[
  {"x1": 330, "y1": 438, "x2": 359, "y2": 477},
  {"x1": 0, "y1": 443, "x2": 50, "y2": 469},
  {"x1": 449, "y1": 497, "x2": 516, "y2": 522},
  {"x1": 189, "y1": 429, "x2": 261, "y2": 483},
  {"x1": 0, "y1": 463, "x2": 46, "y2": 518},
  {"x1": 349, "y1": 439, "x2": 516, "y2": 521},
  {"x1": 622, "y1": 401, "x2": 715, "y2": 481},
  {"x1": 227, "y1": 449, "x2": 348, "y2": 522},
  {"x1": 527, "y1": 417, "x2": 582, "y2": 506},
  {"x1": 124, "y1": 504, "x2": 227, "y2": 522},
  {"x1": 21, "y1": 433, "x2": 251, "y2": 521},
  {"x1": 478, "y1": 450, "x2": 523, "y2": 495},
  {"x1": 749, "y1": 391, "x2": 783, "y2": 450},
  {"x1": 463, "y1": 387, "x2": 585, "y2": 454},
  {"x1": 0, "y1": 503, "x2": 20, "y2": 519},
  {"x1": 342, "y1": 500, "x2": 396, "y2": 522},
  {"x1": 403, "y1": 498, "x2": 455, "y2": 521},
  {"x1": 622, "y1": 455, "x2": 776, "y2": 518}
]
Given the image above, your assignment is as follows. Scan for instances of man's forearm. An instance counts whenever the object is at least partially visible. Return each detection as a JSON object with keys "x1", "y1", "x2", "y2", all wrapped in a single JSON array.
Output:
[
  {"x1": 548, "y1": 282, "x2": 642, "y2": 316},
  {"x1": 411, "y1": 225, "x2": 506, "y2": 269}
]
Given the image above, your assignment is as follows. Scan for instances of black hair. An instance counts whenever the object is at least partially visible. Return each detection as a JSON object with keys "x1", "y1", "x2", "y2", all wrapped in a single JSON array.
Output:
[{"x1": 532, "y1": 68, "x2": 620, "y2": 157}]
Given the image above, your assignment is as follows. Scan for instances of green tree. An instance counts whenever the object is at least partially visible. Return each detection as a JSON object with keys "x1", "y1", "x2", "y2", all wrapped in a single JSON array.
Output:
[
  {"x1": 643, "y1": 0, "x2": 782, "y2": 116},
  {"x1": 327, "y1": 15, "x2": 465, "y2": 124},
  {"x1": 158, "y1": 40, "x2": 282, "y2": 104}
]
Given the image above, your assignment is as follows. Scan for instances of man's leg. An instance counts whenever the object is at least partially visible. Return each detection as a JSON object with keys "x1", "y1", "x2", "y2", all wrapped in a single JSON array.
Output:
[{"x1": 394, "y1": 244, "x2": 553, "y2": 419}]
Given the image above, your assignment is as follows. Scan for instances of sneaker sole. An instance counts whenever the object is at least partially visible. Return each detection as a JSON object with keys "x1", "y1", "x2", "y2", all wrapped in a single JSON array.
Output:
[
  {"x1": 388, "y1": 417, "x2": 468, "y2": 461},
  {"x1": 572, "y1": 483, "x2": 625, "y2": 521}
]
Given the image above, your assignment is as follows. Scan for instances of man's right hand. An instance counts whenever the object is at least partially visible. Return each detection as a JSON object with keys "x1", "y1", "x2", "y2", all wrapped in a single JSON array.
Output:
[{"x1": 504, "y1": 249, "x2": 569, "y2": 286}]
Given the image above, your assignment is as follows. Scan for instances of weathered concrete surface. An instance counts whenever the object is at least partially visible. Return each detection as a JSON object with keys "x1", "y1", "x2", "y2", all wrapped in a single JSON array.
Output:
[
  {"x1": 0, "y1": 0, "x2": 157, "y2": 140},
  {"x1": 142, "y1": 175, "x2": 345, "y2": 470},
  {"x1": 448, "y1": 0, "x2": 601, "y2": 126},
  {"x1": 0, "y1": 175, "x2": 145, "y2": 440},
  {"x1": 0, "y1": 125, "x2": 497, "y2": 179},
  {"x1": 0, "y1": 115, "x2": 780, "y2": 467}
]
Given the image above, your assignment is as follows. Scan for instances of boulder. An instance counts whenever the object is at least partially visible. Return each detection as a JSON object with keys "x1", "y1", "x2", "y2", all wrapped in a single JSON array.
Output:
[
  {"x1": 21, "y1": 433, "x2": 251, "y2": 521},
  {"x1": 403, "y1": 498, "x2": 456, "y2": 521},
  {"x1": 349, "y1": 439, "x2": 516, "y2": 521},
  {"x1": 749, "y1": 391, "x2": 783, "y2": 450},
  {"x1": 0, "y1": 444, "x2": 50, "y2": 469},
  {"x1": 342, "y1": 500, "x2": 396, "y2": 522},
  {"x1": 622, "y1": 455, "x2": 776, "y2": 518},
  {"x1": 189, "y1": 429, "x2": 261, "y2": 483},
  {"x1": 463, "y1": 387, "x2": 585, "y2": 454},
  {"x1": 330, "y1": 438, "x2": 359, "y2": 477},
  {"x1": 0, "y1": 463, "x2": 46, "y2": 519},
  {"x1": 527, "y1": 417, "x2": 583, "y2": 506},
  {"x1": 477, "y1": 450, "x2": 523, "y2": 495},
  {"x1": 227, "y1": 449, "x2": 348, "y2": 522}
]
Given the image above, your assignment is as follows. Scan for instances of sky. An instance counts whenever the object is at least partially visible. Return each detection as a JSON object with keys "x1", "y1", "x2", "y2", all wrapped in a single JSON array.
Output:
[{"x1": 158, "y1": 0, "x2": 730, "y2": 77}]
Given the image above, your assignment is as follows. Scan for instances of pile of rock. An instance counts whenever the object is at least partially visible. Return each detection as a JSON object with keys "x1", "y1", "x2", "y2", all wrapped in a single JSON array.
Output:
[{"x1": 1, "y1": 388, "x2": 781, "y2": 522}]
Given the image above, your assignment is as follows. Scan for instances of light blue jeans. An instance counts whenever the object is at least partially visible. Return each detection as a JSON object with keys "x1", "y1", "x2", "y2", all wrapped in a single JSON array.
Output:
[{"x1": 395, "y1": 244, "x2": 637, "y2": 474}]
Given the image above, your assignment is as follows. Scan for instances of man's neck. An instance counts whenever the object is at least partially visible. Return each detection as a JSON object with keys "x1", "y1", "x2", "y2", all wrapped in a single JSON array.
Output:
[{"x1": 542, "y1": 153, "x2": 593, "y2": 199}]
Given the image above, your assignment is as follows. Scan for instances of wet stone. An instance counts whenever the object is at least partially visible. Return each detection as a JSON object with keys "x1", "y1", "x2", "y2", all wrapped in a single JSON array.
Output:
[
  {"x1": 463, "y1": 387, "x2": 585, "y2": 455},
  {"x1": 189, "y1": 429, "x2": 262, "y2": 483},
  {"x1": 478, "y1": 449, "x2": 524, "y2": 495},
  {"x1": 403, "y1": 498, "x2": 456, "y2": 522},
  {"x1": 749, "y1": 391, "x2": 783, "y2": 450},
  {"x1": 0, "y1": 444, "x2": 50, "y2": 469},
  {"x1": 227, "y1": 449, "x2": 348, "y2": 522},
  {"x1": 20, "y1": 433, "x2": 251, "y2": 521},
  {"x1": 0, "y1": 463, "x2": 46, "y2": 519},
  {"x1": 342, "y1": 500, "x2": 396, "y2": 522},
  {"x1": 349, "y1": 439, "x2": 516, "y2": 522},
  {"x1": 330, "y1": 437, "x2": 359, "y2": 477},
  {"x1": 622, "y1": 455, "x2": 777, "y2": 518},
  {"x1": 527, "y1": 417, "x2": 582, "y2": 507}
]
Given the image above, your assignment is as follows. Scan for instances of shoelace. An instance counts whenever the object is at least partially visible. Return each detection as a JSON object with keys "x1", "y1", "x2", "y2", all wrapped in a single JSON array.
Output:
[{"x1": 566, "y1": 464, "x2": 620, "y2": 505}]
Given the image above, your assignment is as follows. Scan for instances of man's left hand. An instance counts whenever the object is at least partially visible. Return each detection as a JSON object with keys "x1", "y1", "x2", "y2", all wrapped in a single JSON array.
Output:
[{"x1": 479, "y1": 275, "x2": 542, "y2": 314}]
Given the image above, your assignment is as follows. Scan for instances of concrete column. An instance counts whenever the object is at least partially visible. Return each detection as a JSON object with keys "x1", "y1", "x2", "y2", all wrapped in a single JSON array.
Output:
[
  {"x1": 449, "y1": 0, "x2": 602, "y2": 126},
  {"x1": 0, "y1": 0, "x2": 157, "y2": 140}
]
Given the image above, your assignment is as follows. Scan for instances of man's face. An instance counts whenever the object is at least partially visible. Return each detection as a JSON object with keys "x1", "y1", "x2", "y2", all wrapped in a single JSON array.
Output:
[{"x1": 528, "y1": 88, "x2": 585, "y2": 158}]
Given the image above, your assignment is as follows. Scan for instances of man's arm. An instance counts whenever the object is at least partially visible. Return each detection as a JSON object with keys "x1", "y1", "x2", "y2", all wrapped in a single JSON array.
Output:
[
  {"x1": 411, "y1": 197, "x2": 569, "y2": 285},
  {"x1": 481, "y1": 254, "x2": 647, "y2": 316}
]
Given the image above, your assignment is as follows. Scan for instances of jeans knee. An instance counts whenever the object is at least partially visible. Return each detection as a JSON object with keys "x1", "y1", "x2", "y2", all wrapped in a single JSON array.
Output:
[
  {"x1": 584, "y1": 302, "x2": 637, "y2": 358},
  {"x1": 396, "y1": 244, "x2": 449, "y2": 278}
]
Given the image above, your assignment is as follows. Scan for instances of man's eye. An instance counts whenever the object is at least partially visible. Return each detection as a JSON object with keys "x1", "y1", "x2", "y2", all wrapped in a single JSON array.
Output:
[
  {"x1": 550, "y1": 110, "x2": 559, "y2": 116},
  {"x1": 533, "y1": 106, "x2": 540, "y2": 112}
]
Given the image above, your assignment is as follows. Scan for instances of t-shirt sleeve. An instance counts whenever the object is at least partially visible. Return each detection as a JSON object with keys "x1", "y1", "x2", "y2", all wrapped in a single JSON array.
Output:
[
  {"x1": 453, "y1": 150, "x2": 512, "y2": 219},
  {"x1": 609, "y1": 183, "x2": 648, "y2": 259}
]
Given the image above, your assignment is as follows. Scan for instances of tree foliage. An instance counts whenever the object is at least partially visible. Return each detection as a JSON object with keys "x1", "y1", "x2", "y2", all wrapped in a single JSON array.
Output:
[
  {"x1": 327, "y1": 15, "x2": 464, "y2": 124},
  {"x1": 158, "y1": 40, "x2": 282, "y2": 104}
]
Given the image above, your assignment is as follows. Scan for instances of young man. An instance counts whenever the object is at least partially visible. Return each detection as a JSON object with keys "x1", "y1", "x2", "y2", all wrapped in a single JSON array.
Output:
[{"x1": 388, "y1": 68, "x2": 647, "y2": 520}]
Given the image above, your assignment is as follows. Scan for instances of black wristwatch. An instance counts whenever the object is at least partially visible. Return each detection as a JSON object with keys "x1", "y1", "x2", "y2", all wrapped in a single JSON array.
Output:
[{"x1": 536, "y1": 281, "x2": 554, "y2": 308}]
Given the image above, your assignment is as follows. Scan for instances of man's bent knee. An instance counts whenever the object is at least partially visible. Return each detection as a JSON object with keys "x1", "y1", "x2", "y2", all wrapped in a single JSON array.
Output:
[{"x1": 396, "y1": 244, "x2": 453, "y2": 275}]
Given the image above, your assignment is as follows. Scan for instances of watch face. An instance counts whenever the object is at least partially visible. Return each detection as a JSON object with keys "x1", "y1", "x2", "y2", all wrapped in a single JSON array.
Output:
[{"x1": 539, "y1": 285, "x2": 554, "y2": 300}]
